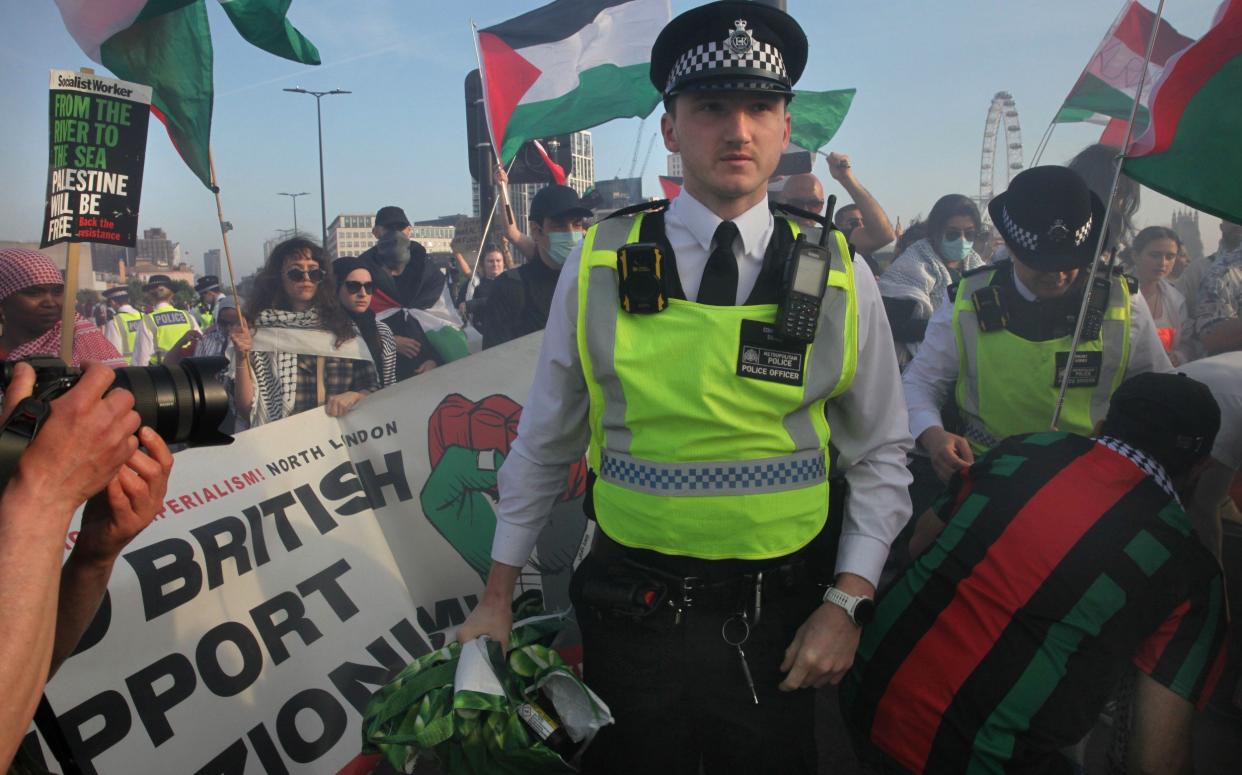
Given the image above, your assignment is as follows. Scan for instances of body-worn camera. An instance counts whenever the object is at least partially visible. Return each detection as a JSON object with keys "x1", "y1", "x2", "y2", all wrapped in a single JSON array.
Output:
[{"x1": 0, "y1": 357, "x2": 234, "y2": 485}]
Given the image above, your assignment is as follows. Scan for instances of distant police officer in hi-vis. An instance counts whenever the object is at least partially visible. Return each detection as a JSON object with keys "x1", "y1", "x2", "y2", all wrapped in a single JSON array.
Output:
[
  {"x1": 458, "y1": 3, "x2": 915, "y2": 772},
  {"x1": 903, "y1": 166, "x2": 1172, "y2": 485},
  {"x1": 142, "y1": 274, "x2": 199, "y2": 365},
  {"x1": 101, "y1": 285, "x2": 154, "y2": 366}
]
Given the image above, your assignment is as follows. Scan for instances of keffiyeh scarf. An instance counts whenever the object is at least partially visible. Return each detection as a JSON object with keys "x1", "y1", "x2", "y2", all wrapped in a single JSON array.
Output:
[{"x1": 877, "y1": 237, "x2": 984, "y2": 317}]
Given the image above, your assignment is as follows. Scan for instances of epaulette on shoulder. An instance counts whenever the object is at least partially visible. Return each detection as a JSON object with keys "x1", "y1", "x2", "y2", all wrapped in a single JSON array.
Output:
[{"x1": 602, "y1": 199, "x2": 669, "y2": 221}]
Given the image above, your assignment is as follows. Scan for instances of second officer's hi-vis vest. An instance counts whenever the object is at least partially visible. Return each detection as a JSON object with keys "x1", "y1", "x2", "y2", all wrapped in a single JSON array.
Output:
[
  {"x1": 952, "y1": 264, "x2": 1131, "y2": 454},
  {"x1": 110, "y1": 310, "x2": 144, "y2": 364},
  {"x1": 577, "y1": 211, "x2": 859, "y2": 560},
  {"x1": 144, "y1": 305, "x2": 194, "y2": 364}
]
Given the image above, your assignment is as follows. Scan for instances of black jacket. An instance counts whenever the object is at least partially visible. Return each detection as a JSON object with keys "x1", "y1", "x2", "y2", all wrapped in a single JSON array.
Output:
[{"x1": 482, "y1": 258, "x2": 561, "y2": 349}]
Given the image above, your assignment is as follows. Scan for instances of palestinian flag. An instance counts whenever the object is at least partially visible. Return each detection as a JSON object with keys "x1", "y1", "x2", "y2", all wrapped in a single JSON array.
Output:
[
  {"x1": 1124, "y1": 0, "x2": 1242, "y2": 223},
  {"x1": 1053, "y1": 1, "x2": 1193, "y2": 131},
  {"x1": 53, "y1": 0, "x2": 320, "y2": 189},
  {"x1": 477, "y1": 0, "x2": 669, "y2": 164}
]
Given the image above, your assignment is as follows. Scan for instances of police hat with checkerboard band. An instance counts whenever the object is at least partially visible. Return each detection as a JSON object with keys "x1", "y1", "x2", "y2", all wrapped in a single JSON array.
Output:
[
  {"x1": 650, "y1": 1, "x2": 807, "y2": 98},
  {"x1": 988, "y1": 166, "x2": 1107, "y2": 272}
]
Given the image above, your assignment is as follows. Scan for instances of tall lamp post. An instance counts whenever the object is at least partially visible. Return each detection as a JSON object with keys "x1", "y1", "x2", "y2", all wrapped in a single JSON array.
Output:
[
  {"x1": 277, "y1": 191, "x2": 309, "y2": 236},
  {"x1": 282, "y1": 87, "x2": 350, "y2": 248}
]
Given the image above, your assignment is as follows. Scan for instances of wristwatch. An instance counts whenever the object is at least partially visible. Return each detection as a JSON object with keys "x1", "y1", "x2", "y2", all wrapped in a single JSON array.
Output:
[{"x1": 822, "y1": 586, "x2": 876, "y2": 627}]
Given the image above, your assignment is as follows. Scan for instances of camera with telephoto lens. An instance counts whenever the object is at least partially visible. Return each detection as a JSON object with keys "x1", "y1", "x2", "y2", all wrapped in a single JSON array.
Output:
[{"x1": 0, "y1": 357, "x2": 234, "y2": 486}]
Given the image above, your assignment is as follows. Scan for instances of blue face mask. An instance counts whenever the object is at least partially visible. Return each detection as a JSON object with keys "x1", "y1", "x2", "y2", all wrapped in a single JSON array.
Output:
[
  {"x1": 546, "y1": 230, "x2": 584, "y2": 266},
  {"x1": 939, "y1": 235, "x2": 974, "y2": 263}
]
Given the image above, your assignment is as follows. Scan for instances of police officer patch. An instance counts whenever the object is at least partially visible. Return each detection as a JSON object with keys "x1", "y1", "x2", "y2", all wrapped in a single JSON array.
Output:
[
  {"x1": 737, "y1": 320, "x2": 806, "y2": 386},
  {"x1": 725, "y1": 19, "x2": 755, "y2": 57}
]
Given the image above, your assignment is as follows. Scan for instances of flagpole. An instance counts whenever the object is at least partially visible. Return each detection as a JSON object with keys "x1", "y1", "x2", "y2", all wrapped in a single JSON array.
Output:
[
  {"x1": 59, "y1": 243, "x2": 80, "y2": 363},
  {"x1": 208, "y1": 151, "x2": 249, "y2": 338},
  {"x1": 1029, "y1": 120, "x2": 1057, "y2": 166},
  {"x1": 470, "y1": 20, "x2": 517, "y2": 228},
  {"x1": 469, "y1": 156, "x2": 519, "y2": 294},
  {"x1": 1051, "y1": 0, "x2": 1167, "y2": 430}
]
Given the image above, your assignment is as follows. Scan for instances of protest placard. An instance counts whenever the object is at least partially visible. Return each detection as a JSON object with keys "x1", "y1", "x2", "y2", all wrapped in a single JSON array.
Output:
[
  {"x1": 41, "y1": 70, "x2": 151, "y2": 248},
  {"x1": 29, "y1": 334, "x2": 580, "y2": 774}
]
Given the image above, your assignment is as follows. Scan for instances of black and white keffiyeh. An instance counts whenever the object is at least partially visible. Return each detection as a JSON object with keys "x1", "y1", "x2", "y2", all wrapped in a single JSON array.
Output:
[
  {"x1": 877, "y1": 237, "x2": 984, "y2": 318},
  {"x1": 250, "y1": 309, "x2": 327, "y2": 425},
  {"x1": 1097, "y1": 436, "x2": 1180, "y2": 505}
]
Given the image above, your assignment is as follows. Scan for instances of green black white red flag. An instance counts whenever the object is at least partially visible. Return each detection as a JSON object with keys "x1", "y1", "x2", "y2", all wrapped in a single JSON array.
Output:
[
  {"x1": 1124, "y1": 0, "x2": 1242, "y2": 223},
  {"x1": 476, "y1": 0, "x2": 670, "y2": 164},
  {"x1": 52, "y1": 0, "x2": 320, "y2": 189},
  {"x1": 1053, "y1": 1, "x2": 1192, "y2": 136}
]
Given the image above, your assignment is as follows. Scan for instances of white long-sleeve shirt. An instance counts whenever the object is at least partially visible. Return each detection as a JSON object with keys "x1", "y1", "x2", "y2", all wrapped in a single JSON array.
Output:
[
  {"x1": 492, "y1": 192, "x2": 914, "y2": 587},
  {"x1": 902, "y1": 268, "x2": 1173, "y2": 442}
]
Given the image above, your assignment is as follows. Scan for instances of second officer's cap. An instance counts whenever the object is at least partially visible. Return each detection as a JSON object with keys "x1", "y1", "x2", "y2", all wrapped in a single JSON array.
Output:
[{"x1": 650, "y1": 1, "x2": 808, "y2": 98}]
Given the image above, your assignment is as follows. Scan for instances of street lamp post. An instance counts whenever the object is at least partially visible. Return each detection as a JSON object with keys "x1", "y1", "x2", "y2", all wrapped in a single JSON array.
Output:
[
  {"x1": 277, "y1": 191, "x2": 309, "y2": 236},
  {"x1": 282, "y1": 87, "x2": 351, "y2": 248}
]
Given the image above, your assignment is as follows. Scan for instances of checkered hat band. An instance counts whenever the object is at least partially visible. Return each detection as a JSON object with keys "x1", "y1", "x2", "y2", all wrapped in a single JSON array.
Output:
[
  {"x1": 599, "y1": 450, "x2": 825, "y2": 496},
  {"x1": 1001, "y1": 207, "x2": 1094, "y2": 252},
  {"x1": 0, "y1": 248, "x2": 65, "y2": 302},
  {"x1": 667, "y1": 39, "x2": 788, "y2": 92}
]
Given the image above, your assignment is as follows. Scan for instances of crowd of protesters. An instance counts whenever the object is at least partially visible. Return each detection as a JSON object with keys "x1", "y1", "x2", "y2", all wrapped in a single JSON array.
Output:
[{"x1": 2, "y1": 131, "x2": 1241, "y2": 773}]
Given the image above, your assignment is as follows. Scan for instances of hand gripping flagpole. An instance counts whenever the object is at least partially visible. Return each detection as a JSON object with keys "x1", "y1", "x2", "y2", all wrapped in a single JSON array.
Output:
[
  {"x1": 469, "y1": 20, "x2": 519, "y2": 286},
  {"x1": 1051, "y1": 0, "x2": 1167, "y2": 430}
]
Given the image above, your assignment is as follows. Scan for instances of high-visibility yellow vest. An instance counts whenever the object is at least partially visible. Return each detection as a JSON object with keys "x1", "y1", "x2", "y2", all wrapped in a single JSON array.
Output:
[
  {"x1": 110, "y1": 310, "x2": 144, "y2": 364},
  {"x1": 144, "y1": 305, "x2": 195, "y2": 364},
  {"x1": 576, "y1": 211, "x2": 859, "y2": 560},
  {"x1": 952, "y1": 265, "x2": 1131, "y2": 454}
]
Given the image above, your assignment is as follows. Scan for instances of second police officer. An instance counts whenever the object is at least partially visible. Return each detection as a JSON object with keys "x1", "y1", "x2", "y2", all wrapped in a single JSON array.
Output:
[
  {"x1": 141, "y1": 274, "x2": 199, "y2": 365},
  {"x1": 458, "y1": 3, "x2": 915, "y2": 772}
]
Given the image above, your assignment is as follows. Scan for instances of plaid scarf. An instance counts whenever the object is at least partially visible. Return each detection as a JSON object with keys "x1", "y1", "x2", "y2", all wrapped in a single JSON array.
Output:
[{"x1": 250, "y1": 308, "x2": 329, "y2": 425}]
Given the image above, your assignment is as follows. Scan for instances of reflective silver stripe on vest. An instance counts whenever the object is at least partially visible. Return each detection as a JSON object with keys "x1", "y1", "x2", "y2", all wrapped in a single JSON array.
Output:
[
  {"x1": 585, "y1": 216, "x2": 641, "y2": 455},
  {"x1": 599, "y1": 448, "x2": 826, "y2": 497},
  {"x1": 961, "y1": 415, "x2": 1001, "y2": 450},
  {"x1": 783, "y1": 229, "x2": 851, "y2": 449}
]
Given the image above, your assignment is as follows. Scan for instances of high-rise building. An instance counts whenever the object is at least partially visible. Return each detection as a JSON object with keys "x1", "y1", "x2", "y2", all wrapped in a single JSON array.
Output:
[
  {"x1": 473, "y1": 131, "x2": 596, "y2": 236},
  {"x1": 91, "y1": 243, "x2": 135, "y2": 274},
  {"x1": 136, "y1": 227, "x2": 177, "y2": 266},
  {"x1": 203, "y1": 249, "x2": 221, "y2": 278},
  {"x1": 667, "y1": 153, "x2": 683, "y2": 177}
]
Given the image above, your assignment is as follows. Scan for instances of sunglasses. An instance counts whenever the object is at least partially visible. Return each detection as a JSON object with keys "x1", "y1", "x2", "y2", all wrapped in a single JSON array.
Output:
[
  {"x1": 945, "y1": 228, "x2": 978, "y2": 242},
  {"x1": 285, "y1": 267, "x2": 325, "y2": 283},
  {"x1": 343, "y1": 280, "x2": 374, "y2": 295}
]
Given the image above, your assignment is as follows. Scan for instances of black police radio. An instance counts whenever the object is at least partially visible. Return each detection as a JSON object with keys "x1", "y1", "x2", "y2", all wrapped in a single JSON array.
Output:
[{"x1": 775, "y1": 195, "x2": 837, "y2": 344}]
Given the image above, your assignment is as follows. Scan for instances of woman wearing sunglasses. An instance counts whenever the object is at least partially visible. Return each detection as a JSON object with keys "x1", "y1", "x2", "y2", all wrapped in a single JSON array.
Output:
[
  {"x1": 232, "y1": 238, "x2": 379, "y2": 426},
  {"x1": 878, "y1": 194, "x2": 985, "y2": 369},
  {"x1": 333, "y1": 257, "x2": 398, "y2": 389}
]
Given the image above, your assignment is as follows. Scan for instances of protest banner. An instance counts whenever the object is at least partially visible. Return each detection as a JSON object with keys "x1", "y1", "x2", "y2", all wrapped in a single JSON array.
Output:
[
  {"x1": 41, "y1": 69, "x2": 151, "y2": 248},
  {"x1": 29, "y1": 334, "x2": 582, "y2": 774}
]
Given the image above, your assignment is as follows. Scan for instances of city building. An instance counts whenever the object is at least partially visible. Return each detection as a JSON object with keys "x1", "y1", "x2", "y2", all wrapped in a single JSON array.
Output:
[
  {"x1": 667, "y1": 153, "x2": 683, "y2": 177},
  {"x1": 473, "y1": 131, "x2": 596, "y2": 235},
  {"x1": 593, "y1": 178, "x2": 643, "y2": 212},
  {"x1": 263, "y1": 229, "x2": 299, "y2": 265},
  {"x1": 91, "y1": 243, "x2": 135, "y2": 274},
  {"x1": 203, "y1": 249, "x2": 221, "y2": 278},
  {"x1": 136, "y1": 227, "x2": 178, "y2": 267}
]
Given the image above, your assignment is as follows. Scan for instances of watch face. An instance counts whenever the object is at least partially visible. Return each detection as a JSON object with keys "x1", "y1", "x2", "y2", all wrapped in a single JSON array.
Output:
[{"x1": 853, "y1": 598, "x2": 876, "y2": 626}]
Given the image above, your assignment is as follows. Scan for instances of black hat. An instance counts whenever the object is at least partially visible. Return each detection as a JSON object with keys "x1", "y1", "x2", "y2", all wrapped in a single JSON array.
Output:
[
  {"x1": 651, "y1": 1, "x2": 808, "y2": 97},
  {"x1": 988, "y1": 166, "x2": 1106, "y2": 272},
  {"x1": 374, "y1": 206, "x2": 411, "y2": 230},
  {"x1": 195, "y1": 275, "x2": 221, "y2": 294},
  {"x1": 143, "y1": 274, "x2": 175, "y2": 292},
  {"x1": 1103, "y1": 372, "x2": 1221, "y2": 475},
  {"x1": 101, "y1": 286, "x2": 129, "y2": 301},
  {"x1": 529, "y1": 185, "x2": 593, "y2": 224}
]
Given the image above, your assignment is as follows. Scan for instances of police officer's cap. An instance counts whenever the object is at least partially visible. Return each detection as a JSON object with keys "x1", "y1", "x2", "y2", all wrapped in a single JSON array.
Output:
[
  {"x1": 988, "y1": 166, "x2": 1106, "y2": 272},
  {"x1": 651, "y1": 1, "x2": 807, "y2": 98},
  {"x1": 195, "y1": 275, "x2": 221, "y2": 294},
  {"x1": 101, "y1": 286, "x2": 129, "y2": 300},
  {"x1": 143, "y1": 274, "x2": 175, "y2": 293}
]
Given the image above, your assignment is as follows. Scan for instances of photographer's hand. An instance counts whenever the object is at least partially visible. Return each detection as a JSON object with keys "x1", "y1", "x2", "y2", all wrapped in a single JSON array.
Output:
[{"x1": 52, "y1": 428, "x2": 174, "y2": 676}]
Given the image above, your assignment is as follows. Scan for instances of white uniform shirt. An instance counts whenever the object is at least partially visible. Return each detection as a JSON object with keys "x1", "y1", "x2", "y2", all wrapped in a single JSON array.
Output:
[
  {"x1": 104, "y1": 303, "x2": 155, "y2": 366},
  {"x1": 492, "y1": 191, "x2": 915, "y2": 587},
  {"x1": 1173, "y1": 352, "x2": 1242, "y2": 470},
  {"x1": 902, "y1": 268, "x2": 1174, "y2": 442}
]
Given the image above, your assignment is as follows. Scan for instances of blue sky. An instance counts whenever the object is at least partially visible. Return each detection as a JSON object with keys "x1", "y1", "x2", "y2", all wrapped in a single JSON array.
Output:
[{"x1": 0, "y1": 0, "x2": 1228, "y2": 276}]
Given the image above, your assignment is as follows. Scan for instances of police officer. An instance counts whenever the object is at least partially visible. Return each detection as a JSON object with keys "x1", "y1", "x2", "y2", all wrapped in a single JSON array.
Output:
[
  {"x1": 142, "y1": 274, "x2": 199, "y2": 365},
  {"x1": 458, "y1": 4, "x2": 914, "y2": 772},
  {"x1": 903, "y1": 165, "x2": 1172, "y2": 484},
  {"x1": 195, "y1": 274, "x2": 225, "y2": 326},
  {"x1": 101, "y1": 286, "x2": 153, "y2": 366}
]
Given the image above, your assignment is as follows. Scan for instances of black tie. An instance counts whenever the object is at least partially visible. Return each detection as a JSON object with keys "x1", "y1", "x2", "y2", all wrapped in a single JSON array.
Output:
[{"x1": 698, "y1": 221, "x2": 740, "y2": 305}]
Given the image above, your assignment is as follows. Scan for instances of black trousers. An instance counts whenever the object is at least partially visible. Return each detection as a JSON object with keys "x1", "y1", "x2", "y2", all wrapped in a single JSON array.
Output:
[{"x1": 570, "y1": 553, "x2": 822, "y2": 775}]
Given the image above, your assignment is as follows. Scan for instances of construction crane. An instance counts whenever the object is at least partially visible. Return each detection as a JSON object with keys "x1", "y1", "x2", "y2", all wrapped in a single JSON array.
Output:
[
  {"x1": 637, "y1": 134, "x2": 658, "y2": 178},
  {"x1": 626, "y1": 118, "x2": 646, "y2": 178}
]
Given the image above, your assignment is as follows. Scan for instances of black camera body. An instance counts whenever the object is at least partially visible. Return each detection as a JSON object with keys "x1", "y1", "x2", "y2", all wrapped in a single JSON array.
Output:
[{"x1": 0, "y1": 357, "x2": 233, "y2": 486}]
